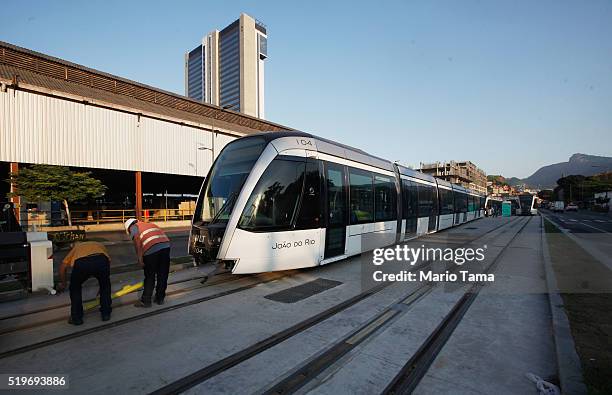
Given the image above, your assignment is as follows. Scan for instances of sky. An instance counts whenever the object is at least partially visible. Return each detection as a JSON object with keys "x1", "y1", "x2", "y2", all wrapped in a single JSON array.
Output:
[{"x1": 1, "y1": 0, "x2": 611, "y2": 178}]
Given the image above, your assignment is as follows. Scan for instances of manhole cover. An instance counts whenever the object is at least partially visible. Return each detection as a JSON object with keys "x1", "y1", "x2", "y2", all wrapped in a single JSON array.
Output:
[{"x1": 264, "y1": 278, "x2": 342, "y2": 303}]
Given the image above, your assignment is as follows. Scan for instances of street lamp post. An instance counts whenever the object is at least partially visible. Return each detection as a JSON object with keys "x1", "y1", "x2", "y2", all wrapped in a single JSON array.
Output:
[
  {"x1": 196, "y1": 144, "x2": 213, "y2": 176},
  {"x1": 195, "y1": 104, "x2": 232, "y2": 176}
]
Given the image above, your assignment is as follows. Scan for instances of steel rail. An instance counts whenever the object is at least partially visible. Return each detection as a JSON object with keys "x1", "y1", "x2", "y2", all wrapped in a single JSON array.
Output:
[
  {"x1": 0, "y1": 272, "x2": 289, "y2": 359},
  {"x1": 0, "y1": 271, "x2": 226, "y2": 323},
  {"x1": 149, "y1": 218, "x2": 519, "y2": 395},
  {"x1": 382, "y1": 216, "x2": 532, "y2": 394},
  {"x1": 261, "y1": 217, "x2": 528, "y2": 395}
]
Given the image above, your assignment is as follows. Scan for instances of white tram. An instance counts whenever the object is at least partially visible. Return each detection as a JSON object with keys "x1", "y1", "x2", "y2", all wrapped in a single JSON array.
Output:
[{"x1": 189, "y1": 132, "x2": 485, "y2": 274}]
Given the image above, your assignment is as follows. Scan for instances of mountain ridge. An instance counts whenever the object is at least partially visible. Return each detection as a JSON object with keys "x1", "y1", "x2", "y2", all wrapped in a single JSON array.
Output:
[{"x1": 509, "y1": 153, "x2": 612, "y2": 188}]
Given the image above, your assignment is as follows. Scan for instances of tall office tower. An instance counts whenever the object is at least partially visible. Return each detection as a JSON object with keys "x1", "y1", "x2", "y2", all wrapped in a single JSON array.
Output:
[{"x1": 185, "y1": 13, "x2": 267, "y2": 118}]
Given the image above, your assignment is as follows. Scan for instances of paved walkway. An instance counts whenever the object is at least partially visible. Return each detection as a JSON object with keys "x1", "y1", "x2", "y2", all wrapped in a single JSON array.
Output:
[
  {"x1": 0, "y1": 217, "x2": 561, "y2": 394},
  {"x1": 416, "y1": 217, "x2": 555, "y2": 394}
]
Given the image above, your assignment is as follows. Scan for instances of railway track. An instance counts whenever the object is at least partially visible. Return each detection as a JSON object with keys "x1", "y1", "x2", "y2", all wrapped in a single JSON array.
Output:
[
  {"x1": 0, "y1": 271, "x2": 239, "y2": 335},
  {"x1": 382, "y1": 216, "x2": 533, "y2": 394},
  {"x1": 0, "y1": 218, "x2": 519, "y2": 378},
  {"x1": 148, "y1": 217, "x2": 522, "y2": 395},
  {"x1": 260, "y1": 217, "x2": 531, "y2": 395},
  {"x1": 0, "y1": 270, "x2": 220, "y2": 322},
  {"x1": 0, "y1": 271, "x2": 292, "y2": 359}
]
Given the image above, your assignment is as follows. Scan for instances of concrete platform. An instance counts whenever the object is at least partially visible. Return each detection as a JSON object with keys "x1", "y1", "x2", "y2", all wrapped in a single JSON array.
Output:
[
  {"x1": 0, "y1": 217, "x2": 566, "y2": 394},
  {"x1": 415, "y1": 216, "x2": 556, "y2": 395}
]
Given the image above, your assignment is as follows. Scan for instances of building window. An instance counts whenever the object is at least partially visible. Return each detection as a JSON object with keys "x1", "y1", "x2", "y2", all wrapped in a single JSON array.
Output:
[
  {"x1": 219, "y1": 25, "x2": 240, "y2": 111},
  {"x1": 258, "y1": 34, "x2": 268, "y2": 59},
  {"x1": 349, "y1": 168, "x2": 374, "y2": 224},
  {"x1": 187, "y1": 45, "x2": 204, "y2": 101}
]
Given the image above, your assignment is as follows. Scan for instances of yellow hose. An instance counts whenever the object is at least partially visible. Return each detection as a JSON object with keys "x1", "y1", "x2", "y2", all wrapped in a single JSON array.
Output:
[{"x1": 83, "y1": 282, "x2": 143, "y2": 310}]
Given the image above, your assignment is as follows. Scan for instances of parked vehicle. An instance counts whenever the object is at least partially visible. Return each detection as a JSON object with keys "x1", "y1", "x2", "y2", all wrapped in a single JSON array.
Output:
[
  {"x1": 552, "y1": 201, "x2": 565, "y2": 213},
  {"x1": 565, "y1": 202, "x2": 578, "y2": 212}
]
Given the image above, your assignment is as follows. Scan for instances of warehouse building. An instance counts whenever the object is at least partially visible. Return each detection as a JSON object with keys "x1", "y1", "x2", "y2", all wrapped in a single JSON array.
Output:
[{"x1": 0, "y1": 41, "x2": 290, "y2": 226}]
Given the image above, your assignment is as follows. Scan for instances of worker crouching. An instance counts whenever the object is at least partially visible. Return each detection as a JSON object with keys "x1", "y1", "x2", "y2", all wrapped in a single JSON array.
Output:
[
  {"x1": 124, "y1": 219, "x2": 171, "y2": 307},
  {"x1": 57, "y1": 241, "x2": 112, "y2": 325}
]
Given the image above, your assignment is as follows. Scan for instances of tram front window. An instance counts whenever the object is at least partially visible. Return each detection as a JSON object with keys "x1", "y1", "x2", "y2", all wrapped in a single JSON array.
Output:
[
  {"x1": 238, "y1": 157, "x2": 305, "y2": 231},
  {"x1": 196, "y1": 137, "x2": 266, "y2": 224},
  {"x1": 519, "y1": 195, "x2": 533, "y2": 209}
]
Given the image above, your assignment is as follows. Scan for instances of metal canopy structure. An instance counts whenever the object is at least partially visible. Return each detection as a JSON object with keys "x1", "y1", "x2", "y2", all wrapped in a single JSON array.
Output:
[
  {"x1": 0, "y1": 40, "x2": 294, "y2": 219},
  {"x1": 0, "y1": 41, "x2": 289, "y2": 134}
]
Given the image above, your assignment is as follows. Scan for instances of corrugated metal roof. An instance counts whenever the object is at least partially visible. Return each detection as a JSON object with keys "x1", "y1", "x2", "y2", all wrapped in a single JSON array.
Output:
[{"x1": 0, "y1": 41, "x2": 291, "y2": 135}]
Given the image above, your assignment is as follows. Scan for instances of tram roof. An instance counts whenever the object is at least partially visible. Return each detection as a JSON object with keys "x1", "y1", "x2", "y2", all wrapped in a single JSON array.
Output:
[{"x1": 256, "y1": 131, "x2": 396, "y2": 173}]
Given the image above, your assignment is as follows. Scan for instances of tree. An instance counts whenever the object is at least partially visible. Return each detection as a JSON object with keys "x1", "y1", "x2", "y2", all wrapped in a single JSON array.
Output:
[
  {"x1": 554, "y1": 174, "x2": 612, "y2": 203},
  {"x1": 7, "y1": 165, "x2": 106, "y2": 226},
  {"x1": 537, "y1": 189, "x2": 554, "y2": 201}
]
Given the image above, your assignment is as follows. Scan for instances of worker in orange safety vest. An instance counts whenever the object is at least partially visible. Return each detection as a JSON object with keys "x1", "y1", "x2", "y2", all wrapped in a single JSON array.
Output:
[{"x1": 124, "y1": 218, "x2": 171, "y2": 307}]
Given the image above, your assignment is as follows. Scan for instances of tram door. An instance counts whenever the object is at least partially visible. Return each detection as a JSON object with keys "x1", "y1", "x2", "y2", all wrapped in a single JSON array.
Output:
[
  {"x1": 403, "y1": 180, "x2": 418, "y2": 239},
  {"x1": 428, "y1": 185, "x2": 438, "y2": 232},
  {"x1": 324, "y1": 162, "x2": 347, "y2": 259}
]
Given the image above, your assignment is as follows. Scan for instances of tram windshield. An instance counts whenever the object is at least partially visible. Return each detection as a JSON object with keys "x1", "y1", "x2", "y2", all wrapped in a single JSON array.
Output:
[
  {"x1": 238, "y1": 157, "x2": 305, "y2": 230},
  {"x1": 196, "y1": 137, "x2": 267, "y2": 224},
  {"x1": 519, "y1": 194, "x2": 534, "y2": 209}
]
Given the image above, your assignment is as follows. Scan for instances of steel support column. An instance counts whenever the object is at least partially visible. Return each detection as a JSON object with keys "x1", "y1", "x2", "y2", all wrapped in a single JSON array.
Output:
[
  {"x1": 9, "y1": 162, "x2": 20, "y2": 223},
  {"x1": 135, "y1": 171, "x2": 142, "y2": 220}
]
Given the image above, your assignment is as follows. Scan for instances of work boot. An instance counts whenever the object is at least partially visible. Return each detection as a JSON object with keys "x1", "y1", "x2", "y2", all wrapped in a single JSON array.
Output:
[
  {"x1": 68, "y1": 317, "x2": 83, "y2": 326},
  {"x1": 133, "y1": 300, "x2": 152, "y2": 308},
  {"x1": 101, "y1": 314, "x2": 111, "y2": 321}
]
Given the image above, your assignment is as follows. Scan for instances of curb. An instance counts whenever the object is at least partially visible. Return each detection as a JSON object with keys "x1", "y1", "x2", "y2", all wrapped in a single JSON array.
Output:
[{"x1": 540, "y1": 216, "x2": 587, "y2": 394}]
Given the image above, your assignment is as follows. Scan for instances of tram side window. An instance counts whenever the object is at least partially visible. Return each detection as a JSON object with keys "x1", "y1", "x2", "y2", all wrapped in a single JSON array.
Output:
[
  {"x1": 439, "y1": 188, "x2": 454, "y2": 215},
  {"x1": 238, "y1": 158, "x2": 305, "y2": 231},
  {"x1": 417, "y1": 183, "x2": 434, "y2": 217},
  {"x1": 431, "y1": 187, "x2": 439, "y2": 216},
  {"x1": 349, "y1": 168, "x2": 374, "y2": 224},
  {"x1": 296, "y1": 161, "x2": 322, "y2": 229},
  {"x1": 453, "y1": 191, "x2": 465, "y2": 213},
  {"x1": 326, "y1": 164, "x2": 346, "y2": 226},
  {"x1": 480, "y1": 196, "x2": 486, "y2": 210},
  {"x1": 374, "y1": 175, "x2": 396, "y2": 221},
  {"x1": 468, "y1": 195, "x2": 475, "y2": 211},
  {"x1": 402, "y1": 180, "x2": 418, "y2": 219}
]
